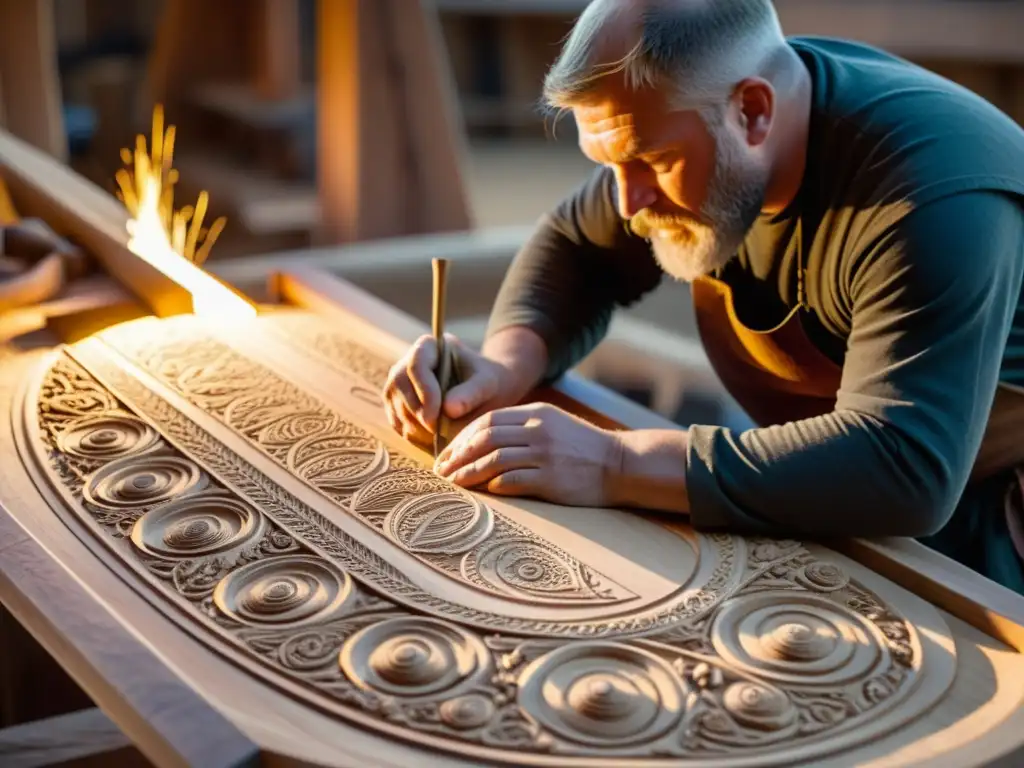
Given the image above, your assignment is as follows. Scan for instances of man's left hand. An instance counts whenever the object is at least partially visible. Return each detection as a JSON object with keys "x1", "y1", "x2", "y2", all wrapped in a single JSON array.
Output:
[{"x1": 433, "y1": 403, "x2": 622, "y2": 507}]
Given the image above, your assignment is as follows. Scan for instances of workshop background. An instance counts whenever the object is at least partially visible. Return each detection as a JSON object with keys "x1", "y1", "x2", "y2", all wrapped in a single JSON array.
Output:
[{"x1": 2, "y1": 0, "x2": 1023, "y2": 432}]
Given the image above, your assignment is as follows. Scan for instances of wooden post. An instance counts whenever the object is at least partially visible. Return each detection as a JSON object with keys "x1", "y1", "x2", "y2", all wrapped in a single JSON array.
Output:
[
  {"x1": 316, "y1": 0, "x2": 473, "y2": 244},
  {"x1": 0, "y1": 0, "x2": 67, "y2": 162}
]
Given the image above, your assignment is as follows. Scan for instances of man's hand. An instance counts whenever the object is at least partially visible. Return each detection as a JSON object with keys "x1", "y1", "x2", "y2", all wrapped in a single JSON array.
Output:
[
  {"x1": 433, "y1": 403, "x2": 624, "y2": 507},
  {"x1": 382, "y1": 326, "x2": 549, "y2": 446}
]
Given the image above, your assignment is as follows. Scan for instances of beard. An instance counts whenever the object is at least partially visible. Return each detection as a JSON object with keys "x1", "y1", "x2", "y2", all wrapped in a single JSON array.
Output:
[{"x1": 630, "y1": 113, "x2": 769, "y2": 283}]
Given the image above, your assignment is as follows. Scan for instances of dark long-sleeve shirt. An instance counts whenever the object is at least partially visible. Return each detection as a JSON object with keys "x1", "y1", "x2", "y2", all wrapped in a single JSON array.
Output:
[{"x1": 485, "y1": 37, "x2": 1024, "y2": 550}]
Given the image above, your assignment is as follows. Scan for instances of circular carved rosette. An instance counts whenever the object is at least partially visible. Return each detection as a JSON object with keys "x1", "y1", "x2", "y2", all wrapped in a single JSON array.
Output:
[
  {"x1": 288, "y1": 432, "x2": 390, "y2": 496},
  {"x1": 213, "y1": 555, "x2": 354, "y2": 627},
  {"x1": 339, "y1": 617, "x2": 491, "y2": 700},
  {"x1": 516, "y1": 641, "x2": 686, "y2": 749},
  {"x1": 385, "y1": 491, "x2": 494, "y2": 555},
  {"x1": 83, "y1": 453, "x2": 208, "y2": 510},
  {"x1": 795, "y1": 561, "x2": 850, "y2": 592},
  {"x1": 57, "y1": 414, "x2": 161, "y2": 461},
  {"x1": 711, "y1": 592, "x2": 896, "y2": 686},
  {"x1": 130, "y1": 492, "x2": 265, "y2": 559}
]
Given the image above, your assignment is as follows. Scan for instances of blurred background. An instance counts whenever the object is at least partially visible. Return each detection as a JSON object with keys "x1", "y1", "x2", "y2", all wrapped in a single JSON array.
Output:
[{"x1": 2, "y1": 0, "x2": 1023, "y2": 429}]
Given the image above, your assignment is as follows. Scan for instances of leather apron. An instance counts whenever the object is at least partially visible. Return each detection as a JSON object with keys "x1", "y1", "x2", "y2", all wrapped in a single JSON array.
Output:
[{"x1": 690, "y1": 272, "x2": 1024, "y2": 560}]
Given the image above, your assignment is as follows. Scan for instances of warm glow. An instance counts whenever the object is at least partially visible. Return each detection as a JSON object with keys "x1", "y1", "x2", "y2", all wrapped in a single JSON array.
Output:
[{"x1": 116, "y1": 105, "x2": 256, "y2": 320}]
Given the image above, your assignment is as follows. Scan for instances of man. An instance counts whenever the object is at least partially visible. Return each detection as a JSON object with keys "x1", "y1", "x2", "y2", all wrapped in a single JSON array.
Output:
[{"x1": 382, "y1": 0, "x2": 1024, "y2": 592}]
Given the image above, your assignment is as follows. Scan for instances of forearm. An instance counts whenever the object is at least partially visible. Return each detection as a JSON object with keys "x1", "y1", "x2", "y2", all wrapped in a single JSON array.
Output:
[
  {"x1": 608, "y1": 428, "x2": 692, "y2": 514},
  {"x1": 480, "y1": 325, "x2": 549, "y2": 403}
]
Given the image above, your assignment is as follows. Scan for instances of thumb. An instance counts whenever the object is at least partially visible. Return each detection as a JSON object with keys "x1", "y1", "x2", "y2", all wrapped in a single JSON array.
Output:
[{"x1": 443, "y1": 373, "x2": 497, "y2": 420}]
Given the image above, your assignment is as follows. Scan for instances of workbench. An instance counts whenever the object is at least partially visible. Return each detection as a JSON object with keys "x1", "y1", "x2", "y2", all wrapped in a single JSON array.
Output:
[{"x1": 2, "y1": 125, "x2": 1024, "y2": 768}]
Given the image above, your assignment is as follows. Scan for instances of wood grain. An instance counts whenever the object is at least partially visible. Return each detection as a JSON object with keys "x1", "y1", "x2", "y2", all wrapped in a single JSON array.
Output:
[{"x1": 273, "y1": 266, "x2": 1024, "y2": 654}]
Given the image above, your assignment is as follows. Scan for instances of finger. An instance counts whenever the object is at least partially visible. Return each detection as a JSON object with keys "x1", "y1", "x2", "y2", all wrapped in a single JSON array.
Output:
[
  {"x1": 390, "y1": 375, "x2": 433, "y2": 435},
  {"x1": 486, "y1": 468, "x2": 543, "y2": 497},
  {"x1": 393, "y1": 397, "x2": 433, "y2": 446},
  {"x1": 446, "y1": 447, "x2": 540, "y2": 488},
  {"x1": 435, "y1": 425, "x2": 533, "y2": 474},
  {"x1": 407, "y1": 336, "x2": 441, "y2": 424},
  {"x1": 442, "y1": 364, "x2": 500, "y2": 419}
]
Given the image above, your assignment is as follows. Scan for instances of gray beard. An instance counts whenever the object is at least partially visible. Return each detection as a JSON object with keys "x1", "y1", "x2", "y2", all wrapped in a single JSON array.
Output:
[{"x1": 634, "y1": 119, "x2": 768, "y2": 283}]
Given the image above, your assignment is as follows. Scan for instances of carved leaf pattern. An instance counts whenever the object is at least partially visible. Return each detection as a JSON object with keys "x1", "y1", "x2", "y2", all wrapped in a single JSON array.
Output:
[
  {"x1": 28, "y1": 344, "x2": 949, "y2": 766},
  {"x1": 99, "y1": 321, "x2": 634, "y2": 605}
]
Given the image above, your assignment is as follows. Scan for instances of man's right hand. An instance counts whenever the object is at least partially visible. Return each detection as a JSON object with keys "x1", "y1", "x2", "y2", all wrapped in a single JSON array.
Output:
[{"x1": 382, "y1": 326, "x2": 549, "y2": 446}]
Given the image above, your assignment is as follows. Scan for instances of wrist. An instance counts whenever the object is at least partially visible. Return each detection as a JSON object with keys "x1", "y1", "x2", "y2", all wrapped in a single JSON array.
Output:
[
  {"x1": 481, "y1": 325, "x2": 548, "y2": 403},
  {"x1": 606, "y1": 428, "x2": 692, "y2": 514}
]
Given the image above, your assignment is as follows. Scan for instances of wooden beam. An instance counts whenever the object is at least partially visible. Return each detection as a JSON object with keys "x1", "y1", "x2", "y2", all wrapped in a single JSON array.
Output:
[
  {"x1": 0, "y1": 127, "x2": 193, "y2": 317},
  {"x1": 316, "y1": 0, "x2": 473, "y2": 244},
  {"x1": 0, "y1": 0, "x2": 67, "y2": 161},
  {"x1": 0, "y1": 509, "x2": 261, "y2": 767},
  {"x1": 0, "y1": 708, "x2": 144, "y2": 768},
  {"x1": 253, "y1": 0, "x2": 302, "y2": 101}
]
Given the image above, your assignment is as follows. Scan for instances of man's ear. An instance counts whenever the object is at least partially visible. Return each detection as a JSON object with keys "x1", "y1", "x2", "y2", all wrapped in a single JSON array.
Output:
[{"x1": 732, "y1": 77, "x2": 774, "y2": 147}]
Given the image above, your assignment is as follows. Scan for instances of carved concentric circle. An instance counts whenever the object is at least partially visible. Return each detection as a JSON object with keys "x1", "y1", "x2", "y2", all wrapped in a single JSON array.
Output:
[
  {"x1": 711, "y1": 593, "x2": 890, "y2": 685},
  {"x1": 438, "y1": 694, "x2": 496, "y2": 731},
  {"x1": 516, "y1": 641, "x2": 685, "y2": 747},
  {"x1": 57, "y1": 415, "x2": 160, "y2": 460},
  {"x1": 461, "y1": 537, "x2": 591, "y2": 602},
  {"x1": 130, "y1": 492, "x2": 264, "y2": 558},
  {"x1": 721, "y1": 682, "x2": 797, "y2": 732},
  {"x1": 385, "y1": 491, "x2": 494, "y2": 555},
  {"x1": 796, "y1": 561, "x2": 850, "y2": 592},
  {"x1": 213, "y1": 555, "x2": 353, "y2": 627},
  {"x1": 83, "y1": 454, "x2": 207, "y2": 509},
  {"x1": 339, "y1": 617, "x2": 490, "y2": 698}
]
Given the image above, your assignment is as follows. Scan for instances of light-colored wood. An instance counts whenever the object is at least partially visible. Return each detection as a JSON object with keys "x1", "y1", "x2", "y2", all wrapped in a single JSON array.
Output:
[
  {"x1": 0, "y1": 127, "x2": 193, "y2": 317},
  {"x1": 274, "y1": 266, "x2": 1024, "y2": 653},
  {"x1": 316, "y1": 0, "x2": 473, "y2": 243},
  {"x1": 0, "y1": 430, "x2": 261, "y2": 767},
  {"x1": 0, "y1": 707, "x2": 143, "y2": 768},
  {"x1": 0, "y1": 0, "x2": 67, "y2": 161}
]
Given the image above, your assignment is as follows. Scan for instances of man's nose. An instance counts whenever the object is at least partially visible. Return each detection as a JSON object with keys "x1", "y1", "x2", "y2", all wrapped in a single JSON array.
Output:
[{"x1": 616, "y1": 168, "x2": 658, "y2": 218}]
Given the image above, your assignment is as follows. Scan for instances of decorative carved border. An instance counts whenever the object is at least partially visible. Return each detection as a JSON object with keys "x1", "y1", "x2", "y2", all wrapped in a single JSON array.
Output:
[
  {"x1": 97, "y1": 318, "x2": 640, "y2": 608},
  {"x1": 18, "y1": 333, "x2": 957, "y2": 765}
]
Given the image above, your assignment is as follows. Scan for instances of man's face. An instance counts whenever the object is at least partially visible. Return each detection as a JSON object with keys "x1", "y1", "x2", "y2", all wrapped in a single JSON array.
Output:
[{"x1": 574, "y1": 84, "x2": 769, "y2": 281}]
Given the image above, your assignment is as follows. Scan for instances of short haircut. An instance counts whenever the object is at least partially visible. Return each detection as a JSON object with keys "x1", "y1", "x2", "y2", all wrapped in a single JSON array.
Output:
[{"x1": 542, "y1": 0, "x2": 788, "y2": 112}]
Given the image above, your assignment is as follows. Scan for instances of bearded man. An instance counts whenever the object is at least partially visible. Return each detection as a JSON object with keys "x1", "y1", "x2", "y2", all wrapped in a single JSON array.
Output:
[{"x1": 382, "y1": 0, "x2": 1024, "y2": 593}]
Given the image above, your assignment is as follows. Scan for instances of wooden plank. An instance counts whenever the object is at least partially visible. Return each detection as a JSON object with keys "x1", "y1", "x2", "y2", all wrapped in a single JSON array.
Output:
[
  {"x1": 0, "y1": 707, "x2": 144, "y2": 768},
  {"x1": 0, "y1": 128, "x2": 193, "y2": 317},
  {"x1": 274, "y1": 265, "x2": 1024, "y2": 653},
  {"x1": 0, "y1": 505, "x2": 261, "y2": 768},
  {"x1": 253, "y1": 0, "x2": 302, "y2": 101},
  {"x1": 0, "y1": 0, "x2": 67, "y2": 160},
  {"x1": 316, "y1": 0, "x2": 473, "y2": 243}
]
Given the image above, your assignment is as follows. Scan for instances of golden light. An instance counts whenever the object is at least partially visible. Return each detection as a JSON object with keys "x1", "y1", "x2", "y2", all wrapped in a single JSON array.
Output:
[{"x1": 115, "y1": 105, "x2": 256, "y2": 320}]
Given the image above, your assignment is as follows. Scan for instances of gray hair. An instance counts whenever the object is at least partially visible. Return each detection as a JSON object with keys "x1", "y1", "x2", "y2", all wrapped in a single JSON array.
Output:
[{"x1": 542, "y1": 0, "x2": 788, "y2": 113}]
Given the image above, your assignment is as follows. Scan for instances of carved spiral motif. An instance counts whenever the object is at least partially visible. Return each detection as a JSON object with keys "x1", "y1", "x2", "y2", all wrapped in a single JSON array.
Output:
[
  {"x1": 57, "y1": 415, "x2": 160, "y2": 460},
  {"x1": 339, "y1": 618, "x2": 490, "y2": 698},
  {"x1": 721, "y1": 682, "x2": 797, "y2": 732},
  {"x1": 711, "y1": 593, "x2": 890, "y2": 685},
  {"x1": 289, "y1": 433, "x2": 390, "y2": 494},
  {"x1": 213, "y1": 555, "x2": 353, "y2": 627},
  {"x1": 796, "y1": 561, "x2": 850, "y2": 592},
  {"x1": 84, "y1": 454, "x2": 207, "y2": 509},
  {"x1": 439, "y1": 694, "x2": 496, "y2": 731},
  {"x1": 516, "y1": 642, "x2": 685, "y2": 747},
  {"x1": 130, "y1": 492, "x2": 264, "y2": 558},
  {"x1": 462, "y1": 538, "x2": 589, "y2": 601},
  {"x1": 385, "y1": 491, "x2": 494, "y2": 555}
]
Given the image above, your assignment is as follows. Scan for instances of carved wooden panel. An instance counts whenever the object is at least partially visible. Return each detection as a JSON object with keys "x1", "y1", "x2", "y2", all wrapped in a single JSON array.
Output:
[{"x1": 16, "y1": 310, "x2": 959, "y2": 765}]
